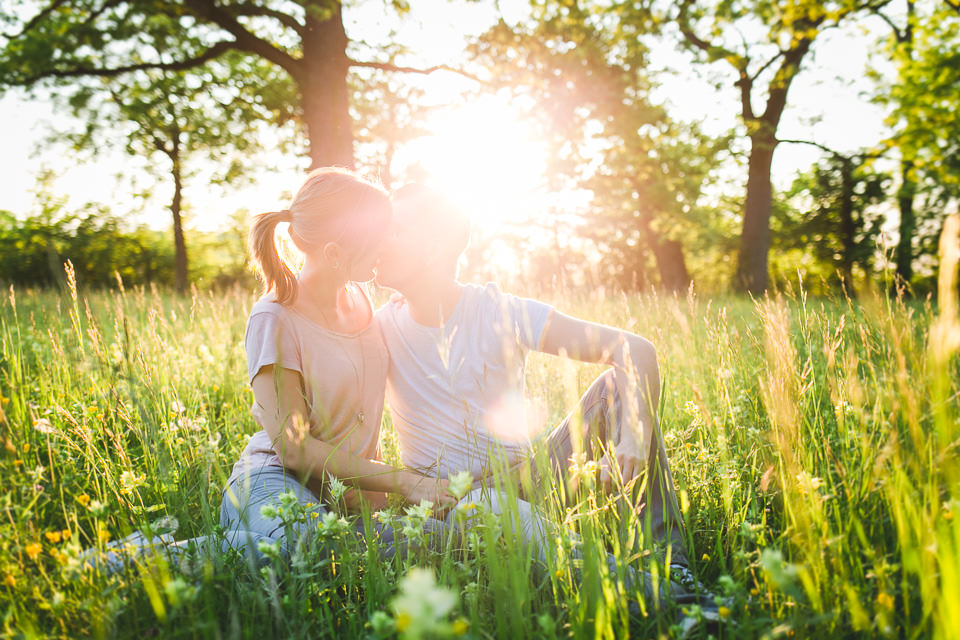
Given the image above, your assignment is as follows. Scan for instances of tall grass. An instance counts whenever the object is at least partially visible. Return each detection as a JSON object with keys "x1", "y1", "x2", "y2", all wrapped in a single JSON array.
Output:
[{"x1": 1, "y1": 221, "x2": 958, "y2": 638}]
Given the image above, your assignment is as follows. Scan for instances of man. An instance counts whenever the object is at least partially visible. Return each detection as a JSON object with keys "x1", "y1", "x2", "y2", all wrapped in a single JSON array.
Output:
[{"x1": 374, "y1": 184, "x2": 690, "y2": 569}]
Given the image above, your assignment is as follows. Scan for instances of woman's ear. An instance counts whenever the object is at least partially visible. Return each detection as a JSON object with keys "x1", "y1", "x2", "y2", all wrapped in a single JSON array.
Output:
[{"x1": 322, "y1": 242, "x2": 344, "y2": 271}]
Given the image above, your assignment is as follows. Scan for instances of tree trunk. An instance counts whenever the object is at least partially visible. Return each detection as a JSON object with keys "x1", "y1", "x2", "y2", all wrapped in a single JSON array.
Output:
[
  {"x1": 895, "y1": 159, "x2": 916, "y2": 287},
  {"x1": 654, "y1": 239, "x2": 691, "y2": 292},
  {"x1": 736, "y1": 130, "x2": 777, "y2": 293},
  {"x1": 839, "y1": 158, "x2": 857, "y2": 296},
  {"x1": 639, "y1": 214, "x2": 691, "y2": 292},
  {"x1": 170, "y1": 140, "x2": 189, "y2": 295},
  {"x1": 893, "y1": 1, "x2": 916, "y2": 291},
  {"x1": 300, "y1": 3, "x2": 354, "y2": 169}
]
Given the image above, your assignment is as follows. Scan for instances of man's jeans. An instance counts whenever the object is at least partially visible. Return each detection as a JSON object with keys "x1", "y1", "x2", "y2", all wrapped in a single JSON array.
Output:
[{"x1": 521, "y1": 369, "x2": 689, "y2": 566}]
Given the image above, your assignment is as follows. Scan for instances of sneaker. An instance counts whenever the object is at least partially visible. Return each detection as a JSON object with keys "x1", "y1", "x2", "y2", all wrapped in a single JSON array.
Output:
[{"x1": 669, "y1": 563, "x2": 705, "y2": 592}]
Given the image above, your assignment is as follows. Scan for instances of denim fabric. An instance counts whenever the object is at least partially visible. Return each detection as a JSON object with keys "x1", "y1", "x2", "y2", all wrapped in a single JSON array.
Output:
[
  {"x1": 524, "y1": 370, "x2": 689, "y2": 565},
  {"x1": 219, "y1": 465, "x2": 402, "y2": 559}
]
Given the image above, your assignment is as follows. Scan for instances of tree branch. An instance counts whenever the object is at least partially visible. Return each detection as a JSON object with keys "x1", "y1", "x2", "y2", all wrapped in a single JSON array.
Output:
[
  {"x1": 181, "y1": 0, "x2": 300, "y2": 78},
  {"x1": 231, "y1": 2, "x2": 305, "y2": 36},
  {"x1": 17, "y1": 40, "x2": 235, "y2": 84},
  {"x1": 4, "y1": 0, "x2": 69, "y2": 39},
  {"x1": 778, "y1": 138, "x2": 885, "y2": 161},
  {"x1": 675, "y1": 0, "x2": 746, "y2": 68},
  {"x1": 79, "y1": 0, "x2": 125, "y2": 30},
  {"x1": 348, "y1": 59, "x2": 487, "y2": 84},
  {"x1": 734, "y1": 72, "x2": 755, "y2": 122},
  {"x1": 749, "y1": 50, "x2": 786, "y2": 83},
  {"x1": 873, "y1": 10, "x2": 906, "y2": 40}
]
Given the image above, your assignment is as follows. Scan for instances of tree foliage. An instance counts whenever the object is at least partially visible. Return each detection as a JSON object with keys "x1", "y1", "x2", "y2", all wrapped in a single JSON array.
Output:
[
  {"x1": 774, "y1": 154, "x2": 890, "y2": 293},
  {"x1": 0, "y1": 191, "x2": 175, "y2": 289},
  {"x1": 662, "y1": 0, "x2": 895, "y2": 293},
  {"x1": 55, "y1": 43, "x2": 277, "y2": 293},
  {"x1": 472, "y1": 0, "x2": 730, "y2": 291},
  {"x1": 0, "y1": 0, "x2": 457, "y2": 169},
  {"x1": 871, "y1": 0, "x2": 960, "y2": 287}
]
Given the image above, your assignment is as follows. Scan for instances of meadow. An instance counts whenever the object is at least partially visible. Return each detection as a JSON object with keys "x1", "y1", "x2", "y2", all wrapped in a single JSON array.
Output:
[{"x1": 0, "y1": 260, "x2": 958, "y2": 639}]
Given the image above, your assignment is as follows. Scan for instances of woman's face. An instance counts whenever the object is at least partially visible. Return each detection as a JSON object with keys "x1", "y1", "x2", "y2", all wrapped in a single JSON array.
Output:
[{"x1": 341, "y1": 211, "x2": 390, "y2": 282}]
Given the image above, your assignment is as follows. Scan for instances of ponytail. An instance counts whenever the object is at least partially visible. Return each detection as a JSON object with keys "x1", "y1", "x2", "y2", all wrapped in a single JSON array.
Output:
[
  {"x1": 249, "y1": 168, "x2": 391, "y2": 305},
  {"x1": 249, "y1": 209, "x2": 299, "y2": 305}
]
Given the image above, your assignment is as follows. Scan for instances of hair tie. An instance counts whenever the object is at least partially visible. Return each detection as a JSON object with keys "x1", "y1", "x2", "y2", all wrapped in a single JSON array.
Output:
[{"x1": 279, "y1": 209, "x2": 293, "y2": 222}]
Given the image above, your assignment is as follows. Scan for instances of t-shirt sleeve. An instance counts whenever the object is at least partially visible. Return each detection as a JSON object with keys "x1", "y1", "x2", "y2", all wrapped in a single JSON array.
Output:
[
  {"x1": 245, "y1": 309, "x2": 302, "y2": 385},
  {"x1": 486, "y1": 282, "x2": 554, "y2": 351}
]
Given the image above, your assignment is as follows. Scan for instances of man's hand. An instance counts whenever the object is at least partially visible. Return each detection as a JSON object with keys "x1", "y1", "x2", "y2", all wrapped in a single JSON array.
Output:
[{"x1": 596, "y1": 432, "x2": 647, "y2": 493}]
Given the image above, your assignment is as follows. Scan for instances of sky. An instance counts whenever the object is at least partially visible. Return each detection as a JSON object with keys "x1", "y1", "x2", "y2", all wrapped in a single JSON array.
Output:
[{"x1": 0, "y1": 0, "x2": 894, "y2": 233}]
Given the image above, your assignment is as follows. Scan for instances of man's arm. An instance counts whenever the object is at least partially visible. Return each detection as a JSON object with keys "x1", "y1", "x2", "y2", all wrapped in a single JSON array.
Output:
[
  {"x1": 536, "y1": 310, "x2": 660, "y2": 487},
  {"x1": 251, "y1": 365, "x2": 452, "y2": 507}
]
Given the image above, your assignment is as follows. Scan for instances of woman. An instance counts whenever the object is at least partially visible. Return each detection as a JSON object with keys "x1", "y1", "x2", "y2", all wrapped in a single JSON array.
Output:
[
  {"x1": 219, "y1": 166, "x2": 453, "y2": 560},
  {"x1": 82, "y1": 168, "x2": 453, "y2": 573}
]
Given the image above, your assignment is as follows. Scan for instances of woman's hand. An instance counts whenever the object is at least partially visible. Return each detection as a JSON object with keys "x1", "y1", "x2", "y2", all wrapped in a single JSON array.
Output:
[{"x1": 402, "y1": 473, "x2": 456, "y2": 512}]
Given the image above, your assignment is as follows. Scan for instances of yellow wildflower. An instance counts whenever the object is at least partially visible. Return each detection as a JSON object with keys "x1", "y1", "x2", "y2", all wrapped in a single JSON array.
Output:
[
  {"x1": 718, "y1": 606, "x2": 731, "y2": 618},
  {"x1": 395, "y1": 612, "x2": 411, "y2": 632},
  {"x1": 23, "y1": 443, "x2": 30, "y2": 453},
  {"x1": 701, "y1": 553, "x2": 710, "y2": 562},
  {"x1": 3, "y1": 574, "x2": 15, "y2": 587},
  {"x1": 76, "y1": 494, "x2": 91, "y2": 507},
  {"x1": 61, "y1": 529, "x2": 71, "y2": 541},
  {"x1": 13, "y1": 459, "x2": 22, "y2": 467},
  {"x1": 24, "y1": 543, "x2": 41, "y2": 561},
  {"x1": 98, "y1": 529, "x2": 111, "y2": 543},
  {"x1": 44, "y1": 531, "x2": 61, "y2": 544},
  {"x1": 452, "y1": 618, "x2": 469, "y2": 635},
  {"x1": 877, "y1": 592, "x2": 894, "y2": 609}
]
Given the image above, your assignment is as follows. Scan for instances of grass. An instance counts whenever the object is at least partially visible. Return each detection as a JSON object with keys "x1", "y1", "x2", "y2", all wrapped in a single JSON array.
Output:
[{"x1": 0, "y1": 254, "x2": 958, "y2": 639}]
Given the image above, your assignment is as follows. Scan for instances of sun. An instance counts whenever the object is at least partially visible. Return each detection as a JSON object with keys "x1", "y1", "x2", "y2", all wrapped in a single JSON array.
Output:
[{"x1": 393, "y1": 95, "x2": 549, "y2": 233}]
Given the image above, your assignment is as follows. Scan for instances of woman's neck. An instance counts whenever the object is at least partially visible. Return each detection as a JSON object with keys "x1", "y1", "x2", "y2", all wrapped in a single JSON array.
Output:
[{"x1": 293, "y1": 260, "x2": 360, "y2": 330}]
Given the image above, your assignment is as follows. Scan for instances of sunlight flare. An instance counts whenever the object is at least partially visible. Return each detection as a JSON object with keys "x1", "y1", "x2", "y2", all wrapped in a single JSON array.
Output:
[{"x1": 396, "y1": 96, "x2": 548, "y2": 232}]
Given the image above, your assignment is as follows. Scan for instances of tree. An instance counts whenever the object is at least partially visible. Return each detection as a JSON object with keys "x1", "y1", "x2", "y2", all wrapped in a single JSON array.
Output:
[
  {"x1": 0, "y1": 175, "x2": 176, "y2": 288},
  {"x1": 871, "y1": 0, "x2": 960, "y2": 289},
  {"x1": 0, "y1": 1, "x2": 464, "y2": 169},
  {"x1": 775, "y1": 146, "x2": 889, "y2": 294},
  {"x1": 351, "y1": 51, "x2": 433, "y2": 190},
  {"x1": 666, "y1": 0, "x2": 892, "y2": 293},
  {"x1": 55, "y1": 39, "x2": 274, "y2": 293},
  {"x1": 472, "y1": 1, "x2": 728, "y2": 292}
]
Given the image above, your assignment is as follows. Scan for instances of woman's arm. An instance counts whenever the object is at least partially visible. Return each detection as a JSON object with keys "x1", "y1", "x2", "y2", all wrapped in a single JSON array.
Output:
[
  {"x1": 251, "y1": 364, "x2": 452, "y2": 507},
  {"x1": 537, "y1": 310, "x2": 660, "y2": 488}
]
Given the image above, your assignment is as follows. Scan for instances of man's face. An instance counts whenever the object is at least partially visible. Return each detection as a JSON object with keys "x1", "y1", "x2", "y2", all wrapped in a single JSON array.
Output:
[{"x1": 375, "y1": 195, "x2": 433, "y2": 290}]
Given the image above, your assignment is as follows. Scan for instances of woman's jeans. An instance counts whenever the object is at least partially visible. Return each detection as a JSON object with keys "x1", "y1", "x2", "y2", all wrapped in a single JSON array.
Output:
[{"x1": 217, "y1": 464, "x2": 396, "y2": 563}]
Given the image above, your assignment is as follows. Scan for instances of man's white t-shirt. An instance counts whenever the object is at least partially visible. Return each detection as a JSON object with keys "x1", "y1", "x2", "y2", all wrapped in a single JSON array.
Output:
[{"x1": 377, "y1": 282, "x2": 554, "y2": 478}]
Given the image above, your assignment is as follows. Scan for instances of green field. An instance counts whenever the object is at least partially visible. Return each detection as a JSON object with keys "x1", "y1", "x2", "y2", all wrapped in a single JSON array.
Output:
[{"x1": 1, "y1": 273, "x2": 958, "y2": 639}]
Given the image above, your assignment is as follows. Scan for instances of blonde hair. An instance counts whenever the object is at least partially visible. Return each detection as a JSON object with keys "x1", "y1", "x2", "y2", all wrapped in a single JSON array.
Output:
[{"x1": 249, "y1": 167, "x2": 390, "y2": 305}]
